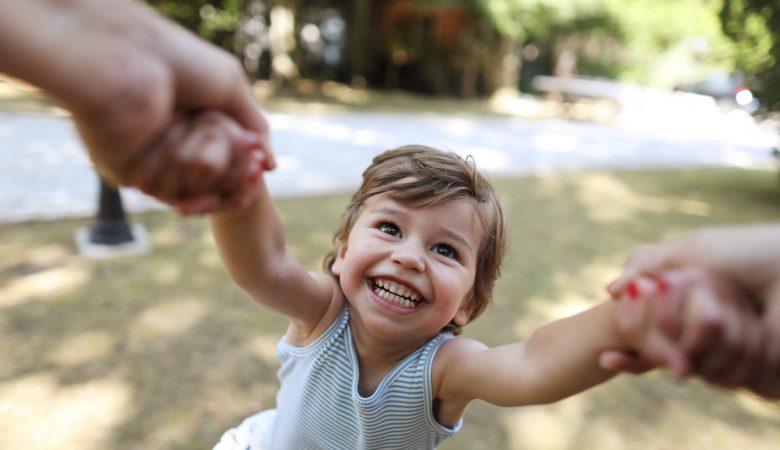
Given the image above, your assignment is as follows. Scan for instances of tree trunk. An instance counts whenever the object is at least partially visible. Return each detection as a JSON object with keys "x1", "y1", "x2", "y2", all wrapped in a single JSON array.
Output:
[{"x1": 348, "y1": 0, "x2": 370, "y2": 86}]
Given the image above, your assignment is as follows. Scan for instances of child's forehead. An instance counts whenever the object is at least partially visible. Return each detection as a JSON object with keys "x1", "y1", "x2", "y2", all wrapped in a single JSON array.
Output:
[{"x1": 363, "y1": 192, "x2": 478, "y2": 213}]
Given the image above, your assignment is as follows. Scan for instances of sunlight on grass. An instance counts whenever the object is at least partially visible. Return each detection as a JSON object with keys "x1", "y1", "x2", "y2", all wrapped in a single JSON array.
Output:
[
  {"x1": 0, "y1": 266, "x2": 88, "y2": 307},
  {"x1": 503, "y1": 395, "x2": 586, "y2": 449},
  {"x1": 152, "y1": 264, "x2": 181, "y2": 284},
  {"x1": 559, "y1": 173, "x2": 712, "y2": 223},
  {"x1": 553, "y1": 260, "x2": 621, "y2": 300},
  {"x1": 151, "y1": 227, "x2": 186, "y2": 246},
  {"x1": 129, "y1": 298, "x2": 206, "y2": 342},
  {"x1": 50, "y1": 331, "x2": 115, "y2": 367},
  {"x1": 0, "y1": 374, "x2": 130, "y2": 450},
  {"x1": 24, "y1": 245, "x2": 70, "y2": 267},
  {"x1": 197, "y1": 249, "x2": 223, "y2": 268},
  {"x1": 246, "y1": 335, "x2": 282, "y2": 365},
  {"x1": 512, "y1": 260, "x2": 618, "y2": 336},
  {"x1": 2, "y1": 168, "x2": 778, "y2": 450}
]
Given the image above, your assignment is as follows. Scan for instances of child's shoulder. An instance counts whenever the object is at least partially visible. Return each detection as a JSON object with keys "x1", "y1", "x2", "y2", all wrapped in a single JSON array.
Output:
[
  {"x1": 435, "y1": 336, "x2": 488, "y2": 367},
  {"x1": 431, "y1": 336, "x2": 489, "y2": 423},
  {"x1": 284, "y1": 271, "x2": 344, "y2": 346},
  {"x1": 433, "y1": 336, "x2": 488, "y2": 385}
]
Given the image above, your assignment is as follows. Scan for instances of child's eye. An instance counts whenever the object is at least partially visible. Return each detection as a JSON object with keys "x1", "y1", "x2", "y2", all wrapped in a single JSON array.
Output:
[
  {"x1": 432, "y1": 244, "x2": 458, "y2": 260},
  {"x1": 378, "y1": 222, "x2": 400, "y2": 236}
]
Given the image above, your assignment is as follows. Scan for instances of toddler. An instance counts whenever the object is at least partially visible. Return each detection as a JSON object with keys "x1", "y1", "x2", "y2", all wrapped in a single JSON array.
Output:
[{"x1": 209, "y1": 144, "x2": 653, "y2": 449}]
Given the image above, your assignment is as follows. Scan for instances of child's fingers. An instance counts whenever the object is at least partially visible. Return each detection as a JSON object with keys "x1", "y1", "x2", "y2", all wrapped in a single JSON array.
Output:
[
  {"x1": 613, "y1": 276, "x2": 688, "y2": 373},
  {"x1": 137, "y1": 141, "x2": 185, "y2": 203},
  {"x1": 124, "y1": 114, "x2": 185, "y2": 201},
  {"x1": 598, "y1": 350, "x2": 655, "y2": 374},
  {"x1": 166, "y1": 111, "x2": 260, "y2": 206},
  {"x1": 181, "y1": 121, "x2": 239, "y2": 197},
  {"x1": 210, "y1": 152, "x2": 264, "y2": 213},
  {"x1": 176, "y1": 151, "x2": 264, "y2": 215},
  {"x1": 651, "y1": 272, "x2": 686, "y2": 340},
  {"x1": 175, "y1": 194, "x2": 222, "y2": 216},
  {"x1": 607, "y1": 242, "x2": 684, "y2": 299}
]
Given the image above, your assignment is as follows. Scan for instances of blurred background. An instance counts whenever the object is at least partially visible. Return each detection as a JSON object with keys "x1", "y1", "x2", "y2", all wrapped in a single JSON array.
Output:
[
  {"x1": 1, "y1": 1, "x2": 780, "y2": 449},
  {"x1": 147, "y1": 0, "x2": 779, "y2": 111}
]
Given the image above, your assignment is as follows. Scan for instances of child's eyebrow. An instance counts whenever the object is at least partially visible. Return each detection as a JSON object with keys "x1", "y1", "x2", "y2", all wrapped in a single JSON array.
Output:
[{"x1": 440, "y1": 229, "x2": 473, "y2": 252}]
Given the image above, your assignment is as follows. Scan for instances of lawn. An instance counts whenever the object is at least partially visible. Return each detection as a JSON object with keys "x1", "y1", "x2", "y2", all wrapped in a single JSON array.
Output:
[{"x1": 1, "y1": 166, "x2": 779, "y2": 449}]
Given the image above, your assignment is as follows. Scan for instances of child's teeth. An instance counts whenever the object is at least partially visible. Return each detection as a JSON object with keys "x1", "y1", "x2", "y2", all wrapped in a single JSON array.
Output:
[{"x1": 373, "y1": 278, "x2": 423, "y2": 308}]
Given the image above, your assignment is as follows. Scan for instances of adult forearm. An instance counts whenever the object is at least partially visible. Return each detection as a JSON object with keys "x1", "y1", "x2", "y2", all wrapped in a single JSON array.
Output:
[{"x1": 0, "y1": 0, "x2": 161, "y2": 109}]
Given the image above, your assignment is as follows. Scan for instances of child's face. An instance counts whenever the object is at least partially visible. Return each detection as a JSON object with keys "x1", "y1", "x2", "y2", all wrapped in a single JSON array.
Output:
[{"x1": 332, "y1": 193, "x2": 484, "y2": 342}]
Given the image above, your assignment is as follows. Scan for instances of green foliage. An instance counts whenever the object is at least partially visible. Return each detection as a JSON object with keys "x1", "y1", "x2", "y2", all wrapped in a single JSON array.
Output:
[
  {"x1": 478, "y1": 0, "x2": 738, "y2": 86},
  {"x1": 478, "y1": 0, "x2": 607, "y2": 42},
  {"x1": 146, "y1": 0, "x2": 241, "y2": 49},
  {"x1": 720, "y1": 0, "x2": 779, "y2": 110},
  {"x1": 607, "y1": 0, "x2": 736, "y2": 85}
]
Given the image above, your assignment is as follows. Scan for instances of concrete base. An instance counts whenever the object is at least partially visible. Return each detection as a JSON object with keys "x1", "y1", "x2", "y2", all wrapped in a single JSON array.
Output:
[{"x1": 75, "y1": 222, "x2": 151, "y2": 259}]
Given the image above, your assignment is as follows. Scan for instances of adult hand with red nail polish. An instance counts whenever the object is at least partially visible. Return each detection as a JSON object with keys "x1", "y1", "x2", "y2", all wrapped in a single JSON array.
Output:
[
  {"x1": 0, "y1": 0, "x2": 275, "y2": 210},
  {"x1": 603, "y1": 224, "x2": 780, "y2": 399}
]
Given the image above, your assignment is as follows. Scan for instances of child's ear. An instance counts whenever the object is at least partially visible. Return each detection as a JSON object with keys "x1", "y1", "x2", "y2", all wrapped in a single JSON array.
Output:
[
  {"x1": 331, "y1": 244, "x2": 347, "y2": 276},
  {"x1": 453, "y1": 299, "x2": 474, "y2": 327}
]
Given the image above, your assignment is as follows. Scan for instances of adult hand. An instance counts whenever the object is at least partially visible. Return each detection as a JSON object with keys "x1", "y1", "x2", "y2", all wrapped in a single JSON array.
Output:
[
  {"x1": 0, "y1": 0, "x2": 276, "y2": 211},
  {"x1": 602, "y1": 224, "x2": 780, "y2": 399},
  {"x1": 141, "y1": 110, "x2": 266, "y2": 215}
]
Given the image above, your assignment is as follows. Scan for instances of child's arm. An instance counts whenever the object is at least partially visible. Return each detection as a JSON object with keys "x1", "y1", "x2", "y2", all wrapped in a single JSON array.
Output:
[
  {"x1": 437, "y1": 301, "x2": 633, "y2": 410},
  {"x1": 208, "y1": 166, "x2": 339, "y2": 334},
  {"x1": 140, "y1": 109, "x2": 337, "y2": 333}
]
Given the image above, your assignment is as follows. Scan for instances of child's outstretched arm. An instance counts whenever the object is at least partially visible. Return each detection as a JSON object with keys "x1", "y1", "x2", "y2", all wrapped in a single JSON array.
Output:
[
  {"x1": 208, "y1": 157, "x2": 339, "y2": 334},
  {"x1": 144, "y1": 109, "x2": 337, "y2": 332},
  {"x1": 437, "y1": 301, "x2": 636, "y2": 410}
]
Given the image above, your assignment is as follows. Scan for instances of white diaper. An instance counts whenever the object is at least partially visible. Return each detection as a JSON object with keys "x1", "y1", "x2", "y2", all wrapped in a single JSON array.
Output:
[{"x1": 213, "y1": 409, "x2": 276, "y2": 450}]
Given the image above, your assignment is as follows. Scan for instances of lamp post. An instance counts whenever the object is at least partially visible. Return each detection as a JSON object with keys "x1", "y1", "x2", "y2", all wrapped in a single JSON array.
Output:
[
  {"x1": 89, "y1": 176, "x2": 134, "y2": 245},
  {"x1": 75, "y1": 174, "x2": 151, "y2": 258}
]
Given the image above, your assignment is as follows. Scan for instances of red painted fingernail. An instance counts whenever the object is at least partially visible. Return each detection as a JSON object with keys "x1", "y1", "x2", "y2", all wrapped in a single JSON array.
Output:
[{"x1": 627, "y1": 281, "x2": 639, "y2": 300}]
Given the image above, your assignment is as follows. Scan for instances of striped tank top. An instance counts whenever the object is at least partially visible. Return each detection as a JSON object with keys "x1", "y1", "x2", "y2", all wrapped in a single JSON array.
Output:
[{"x1": 270, "y1": 303, "x2": 460, "y2": 449}]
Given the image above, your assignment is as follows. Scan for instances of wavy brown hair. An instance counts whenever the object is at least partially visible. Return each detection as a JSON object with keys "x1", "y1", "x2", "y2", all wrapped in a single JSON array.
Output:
[{"x1": 323, "y1": 145, "x2": 508, "y2": 335}]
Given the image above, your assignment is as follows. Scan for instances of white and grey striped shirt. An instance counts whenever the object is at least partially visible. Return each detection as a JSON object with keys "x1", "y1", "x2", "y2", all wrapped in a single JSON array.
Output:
[{"x1": 270, "y1": 303, "x2": 460, "y2": 449}]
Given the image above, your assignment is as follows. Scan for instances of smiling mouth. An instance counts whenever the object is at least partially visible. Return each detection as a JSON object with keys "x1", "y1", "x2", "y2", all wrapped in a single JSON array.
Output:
[{"x1": 372, "y1": 277, "x2": 425, "y2": 309}]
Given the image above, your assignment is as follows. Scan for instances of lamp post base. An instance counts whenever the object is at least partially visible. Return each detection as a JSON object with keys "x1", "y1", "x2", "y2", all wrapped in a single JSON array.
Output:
[{"x1": 75, "y1": 222, "x2": 151, "y2": 259}]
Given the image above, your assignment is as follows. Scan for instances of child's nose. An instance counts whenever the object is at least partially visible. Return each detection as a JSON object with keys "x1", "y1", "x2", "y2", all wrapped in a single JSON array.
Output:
[{"x1": 391, "y1": 241, "x2": 425, "y2": 272}]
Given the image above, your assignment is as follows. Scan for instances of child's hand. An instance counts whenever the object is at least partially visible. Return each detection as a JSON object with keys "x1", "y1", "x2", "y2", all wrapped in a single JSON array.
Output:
[
  {"x1": 129, "y1": 111, "x2": 265, "y2": 215},
  {"x1": 602, "y1": 270, "x2": 767, "y2": 392}
]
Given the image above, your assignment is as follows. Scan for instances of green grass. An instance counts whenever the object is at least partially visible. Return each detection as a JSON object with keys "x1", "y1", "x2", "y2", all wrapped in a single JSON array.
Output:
[{"x1": 1, "y1": 168, "x2": 779, "y2": 450}]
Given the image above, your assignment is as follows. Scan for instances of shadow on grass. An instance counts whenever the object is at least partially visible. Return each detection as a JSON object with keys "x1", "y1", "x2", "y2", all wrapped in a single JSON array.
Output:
[{"x1": 1, "y1": 168, "x2": 779, "y2": 449}]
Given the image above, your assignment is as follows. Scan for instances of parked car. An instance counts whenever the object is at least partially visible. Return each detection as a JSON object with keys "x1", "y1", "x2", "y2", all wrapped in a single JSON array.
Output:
[{"x1": 674, "y1": 72, "x2": 760, "y2": 113}]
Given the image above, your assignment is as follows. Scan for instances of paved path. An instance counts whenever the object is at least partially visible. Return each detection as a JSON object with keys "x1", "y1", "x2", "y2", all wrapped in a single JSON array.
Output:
[{"x1": 1, "y1": 104, "x2": 777, "y2": 223}]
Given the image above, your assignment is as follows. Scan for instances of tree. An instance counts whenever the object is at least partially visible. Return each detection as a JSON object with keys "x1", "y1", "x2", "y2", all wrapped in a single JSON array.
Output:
[
  {"x1": 146, "y1": 0, "x2": 242, "y2": 51},
  {"x1": 720, "y1": 0, "x2": 778, "y2": 110}
]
